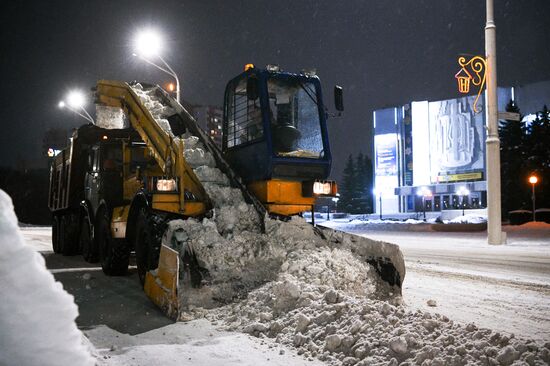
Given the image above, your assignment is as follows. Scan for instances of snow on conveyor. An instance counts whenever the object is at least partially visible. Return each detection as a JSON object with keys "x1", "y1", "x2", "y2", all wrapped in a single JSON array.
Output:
[
  {"x1": 130, "y1": 86, "x2": 550, "y2": 365},
  {"x1": 0, "y1": 190, "x2": 94, "y2": 366}
]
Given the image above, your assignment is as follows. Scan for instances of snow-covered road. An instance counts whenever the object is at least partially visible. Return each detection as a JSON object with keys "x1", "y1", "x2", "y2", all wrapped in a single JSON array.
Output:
[
  {"x1": 20, "y1": 221, "x2": 550, "y2": 364},
  {"x1": 320, "y1": 220, "x2": 550, "y2": 342}
]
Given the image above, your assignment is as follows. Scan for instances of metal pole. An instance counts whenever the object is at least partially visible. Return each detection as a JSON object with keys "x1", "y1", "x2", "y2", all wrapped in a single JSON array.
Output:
[
  {"x1": 485, "y1": 0, "x2": 505, "y2": 244},
  {"x1": 159, "y1": 56, "x2": 180, "y2": 103},
  {"x1": 379, "y1": 196, "x2": 382, "y2": 220},
  {"x1": 531, "y1": 183, "x2": 537, "y2": 221},
  {"x1": 462, "y1": 196, "x2": 465, "y2": 216},
  {"x1": 422, "y1": 196, "x2": 426, "y2": 221}
]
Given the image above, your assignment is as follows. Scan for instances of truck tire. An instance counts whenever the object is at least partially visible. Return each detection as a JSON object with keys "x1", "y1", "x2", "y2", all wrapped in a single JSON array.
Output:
[
  {"x1": 134, "y1": 208, "x2": 161, "y2": 286},
  {"x1": 52, "y1": 216, "x2": 61, "y2": 254},
  {"x1": 80, "y1": 214, "x2": 98, "y2": 263},
  {"x1": 97, "y1": 208, "x2": 130, "y2": 276},
  {"x1": 60, "y1": 214, "x2": 79, "y2": 256}
]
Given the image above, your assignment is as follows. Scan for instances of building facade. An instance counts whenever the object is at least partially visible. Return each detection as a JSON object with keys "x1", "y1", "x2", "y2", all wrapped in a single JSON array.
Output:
[
  {"x1": 373, "y1": 80, "x2": 549, "y2": 215},
  {"x1": 184, "y1": 103, "x2": 224, "y2": 148}
]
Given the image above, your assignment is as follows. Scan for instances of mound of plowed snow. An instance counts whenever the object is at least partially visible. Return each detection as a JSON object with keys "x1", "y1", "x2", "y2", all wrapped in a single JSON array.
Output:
[{"x1": 0, "y1": 190, "x2": 94, "y2": 366}]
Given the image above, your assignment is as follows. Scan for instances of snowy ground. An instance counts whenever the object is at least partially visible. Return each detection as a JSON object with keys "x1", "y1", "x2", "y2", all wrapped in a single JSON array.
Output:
[
  {"x1": 20, "y1": 221, "x2": 550, "y2": 364},
  {"x1": 320, "y1": 219, "x2": 550, "y2": 343},
  {"x1": 19, "y1": 226, "x2": 323, "y2": 366}
]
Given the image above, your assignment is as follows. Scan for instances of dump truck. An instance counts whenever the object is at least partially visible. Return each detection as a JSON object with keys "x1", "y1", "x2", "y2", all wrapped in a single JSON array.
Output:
[{"x1": 48, "y1": 65, "x2": 405, "y2": 318}]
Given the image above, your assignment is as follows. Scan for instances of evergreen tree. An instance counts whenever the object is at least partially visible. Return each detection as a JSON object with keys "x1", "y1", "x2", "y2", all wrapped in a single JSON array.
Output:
[
  {"x1": 362, "y1": 155, "x2": 374, "y2": 212},
  {"x1": 499, "y1": 100, "x2": 528, "y2": 213},
  {"x1": 355, "y1": 153, "x2": 374, "y2": 213},
  {"x1": 339, "y1": 154, "x2": 356, "y2": 213},
  {"x1": 525, "y1": 105, "x2": 550, "y2": 211}
]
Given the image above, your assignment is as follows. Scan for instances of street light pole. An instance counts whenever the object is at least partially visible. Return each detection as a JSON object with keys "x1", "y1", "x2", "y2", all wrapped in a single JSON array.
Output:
[
  {"x1": 134, "y1": 53, "x2": 181, "y2": 103},
  {"x1": 529, "y1": 175, "x2": 538, "y2": 222},
  {"x1": 485, "y1": 0, "x2": 505, "y2": 244},
  {"x1": 379, "y1": 195, "x2": 382, "y2": 220}
]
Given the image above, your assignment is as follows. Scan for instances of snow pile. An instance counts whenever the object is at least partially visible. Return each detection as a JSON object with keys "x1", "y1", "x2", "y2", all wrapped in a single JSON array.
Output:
[
  {"x1": 447, "y1": 214, "x2": 487, "y2": 224},
  {"x1": 207, "y1": 274, "x2": 550, "y2": 366},
  {"x1": 96, "y1": 105, "x2": 128, "y2": 129},
  {"x1": 0, "y1": 190, "x2": 94, "y2": 366}
]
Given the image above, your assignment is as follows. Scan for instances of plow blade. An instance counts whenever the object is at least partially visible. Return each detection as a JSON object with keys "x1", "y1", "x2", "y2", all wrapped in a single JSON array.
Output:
[
  {"x1": 143, "y1": 244, "x2": 180, "y2": 320},
  {"x1": 315, "y1": 225, "x2": 406, "y2": 292}
]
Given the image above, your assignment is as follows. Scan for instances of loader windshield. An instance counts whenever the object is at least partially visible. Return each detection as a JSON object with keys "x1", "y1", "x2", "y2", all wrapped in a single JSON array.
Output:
[{"x1": 268, "y1": 77, "x2": 324, "y2": 159}]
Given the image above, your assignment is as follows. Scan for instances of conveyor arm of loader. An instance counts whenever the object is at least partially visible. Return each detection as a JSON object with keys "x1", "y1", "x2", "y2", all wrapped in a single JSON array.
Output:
[{"x1": 95, "y1": 80, "x2": 209, "y2": 213}]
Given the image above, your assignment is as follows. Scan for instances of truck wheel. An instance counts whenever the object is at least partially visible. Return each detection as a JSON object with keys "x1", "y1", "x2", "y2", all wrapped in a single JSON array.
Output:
[
  {"x1": 60, "y1": 214, "x2": 79, "y2": 256},
  {"x1": 52, "y1": 216, "x2": 61, "y2": 254},
  {"x1": 97, "y1": 208, "x2": 130, "y2": 276},
  {"x1": 80, "y1": 215, "x2": 98, "y2": 263},
  {"x1": 134, "y1": 208, "x2": 161, "y2": 286}
]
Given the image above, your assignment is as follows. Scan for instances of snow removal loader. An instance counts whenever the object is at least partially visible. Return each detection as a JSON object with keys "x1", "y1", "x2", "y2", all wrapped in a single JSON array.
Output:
[{"x1": 48, "y1": 65, "x2": 405, "y2": 319}]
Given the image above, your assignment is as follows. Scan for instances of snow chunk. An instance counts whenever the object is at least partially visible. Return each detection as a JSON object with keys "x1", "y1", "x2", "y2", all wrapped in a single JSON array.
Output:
[{"x1": 0, "y1": 190, "x2": 94, "y2": 366}]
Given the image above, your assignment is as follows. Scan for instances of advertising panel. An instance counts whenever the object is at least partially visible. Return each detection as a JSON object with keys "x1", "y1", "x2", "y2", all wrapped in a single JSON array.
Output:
[
  {"x1": 375, "y1": 133, "x2": 398, "y2": 177},
  {"x1": 428, "y1": 96, "x2": 485, "y2": 183},
  {"x1": 402, "y1": 105, "x2": 413, "y2": 186}
]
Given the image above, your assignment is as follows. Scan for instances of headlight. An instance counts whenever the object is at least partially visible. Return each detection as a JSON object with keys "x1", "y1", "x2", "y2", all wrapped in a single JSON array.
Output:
[
  {"x1": 313, "y1": 181, "x2": 332, "y2": 195},
  {"x1": 156, "y1": 179, "x2": 176, "y2": 192}
]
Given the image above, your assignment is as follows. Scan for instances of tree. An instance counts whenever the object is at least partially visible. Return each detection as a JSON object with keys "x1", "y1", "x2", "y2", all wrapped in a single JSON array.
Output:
[
  {"x1": 339, "y1": 154, "x2": 356, "y2": 213},
  {"x1": 355, "y1": 153, "x2": 373, "y2": 213},
  {"x1": 499, "y1": 99, "x2": 528, "y2": 213},
  {"x1": 525, "y1": 105, "x2": 550, "y2": 210},
  {"x1": 338, "y1": 153, "x2": 374, "y2": 214}
]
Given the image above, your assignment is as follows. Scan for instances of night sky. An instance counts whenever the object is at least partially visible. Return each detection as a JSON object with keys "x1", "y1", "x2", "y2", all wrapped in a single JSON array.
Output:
[{"x1": 1, "y1": 0, "x2": 549, "y2": 179}]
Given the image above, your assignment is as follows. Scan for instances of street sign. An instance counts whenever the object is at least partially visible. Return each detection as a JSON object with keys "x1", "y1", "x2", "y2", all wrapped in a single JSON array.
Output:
[{"x1": 498, "y1": 111, "x2": 521, "y2": 121}]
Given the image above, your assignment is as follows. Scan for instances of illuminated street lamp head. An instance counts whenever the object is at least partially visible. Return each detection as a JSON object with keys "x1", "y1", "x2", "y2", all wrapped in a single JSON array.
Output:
[
  {"x1": 135, "y1": 29, "x2": 162, "y2": 58},
  {"x1": 456, "y1": 186, "x2": 470, "y2": 196},
  {"x1": 529, "y1": 175, "x2": 538, "y2": 184},
  {"x1": 417, "y1": 187, "x2": 432, "y2": 197},
  {"x1": 67, "y1": 90, "x2": 86, "y2": 109},
  {"x1": 58, "y1": 101, "x2": 65, "y2": 109}
]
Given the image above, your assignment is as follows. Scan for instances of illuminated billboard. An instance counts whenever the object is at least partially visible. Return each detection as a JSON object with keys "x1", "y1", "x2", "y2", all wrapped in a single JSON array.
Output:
[
  {"x1": 375, "y1": 133, "x2": 398, "y2": 177},
  {"x1": 428, "y1": 96, "x2": 484, "y2": 183}
]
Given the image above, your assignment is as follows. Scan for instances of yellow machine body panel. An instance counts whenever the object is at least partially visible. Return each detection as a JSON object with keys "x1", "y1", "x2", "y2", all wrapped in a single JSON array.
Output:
[
  {"x1": 143, "y1": 244, "x2": 180, "y2": 320},
  {"x1": 247, "y1": 179, "x2": 315, "y2": 216}
]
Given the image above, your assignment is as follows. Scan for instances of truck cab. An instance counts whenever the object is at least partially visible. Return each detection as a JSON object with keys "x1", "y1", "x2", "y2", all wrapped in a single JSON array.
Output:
[{"x1": 222, "y1": 65, "x2": 340, "y2": 215}]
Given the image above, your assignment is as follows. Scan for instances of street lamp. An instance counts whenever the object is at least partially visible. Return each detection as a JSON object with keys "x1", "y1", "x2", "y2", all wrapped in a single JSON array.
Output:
[
  {"x1": 529, "y1": 175, "x2": 538, "y2": 222},
  {"x1": 456, "y1": 186, "x2": 470, "y2": 216},
  {"x1": 373, "y1": 188, "x2": 382, "y2": 220},
  {"x1": 329, "y1": 195, "x2": 340, "y2": 221},
  {"x1": 133, "y1": 29, "x2": 180, "y2": 103},
  {"x1": 58, "y1": 90, "x2": 95, "y2": 124},
  {"x1": 417, "y1": 187, "x2": 432, "y2": 221}
]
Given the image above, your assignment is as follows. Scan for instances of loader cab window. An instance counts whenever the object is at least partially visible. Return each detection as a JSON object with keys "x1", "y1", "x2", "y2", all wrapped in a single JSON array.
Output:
[
  {"x1": 226, "y1": 76, "x2": 263, "y2": 148},
  {"x1": 267, "y1": 77, "x2": 324, "y2": 158}
]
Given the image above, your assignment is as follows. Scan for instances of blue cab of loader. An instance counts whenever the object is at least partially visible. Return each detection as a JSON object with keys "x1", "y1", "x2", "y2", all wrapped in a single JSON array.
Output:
[{"x1": 222, "y1": 64, "x2": 340, "y2": 216}]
